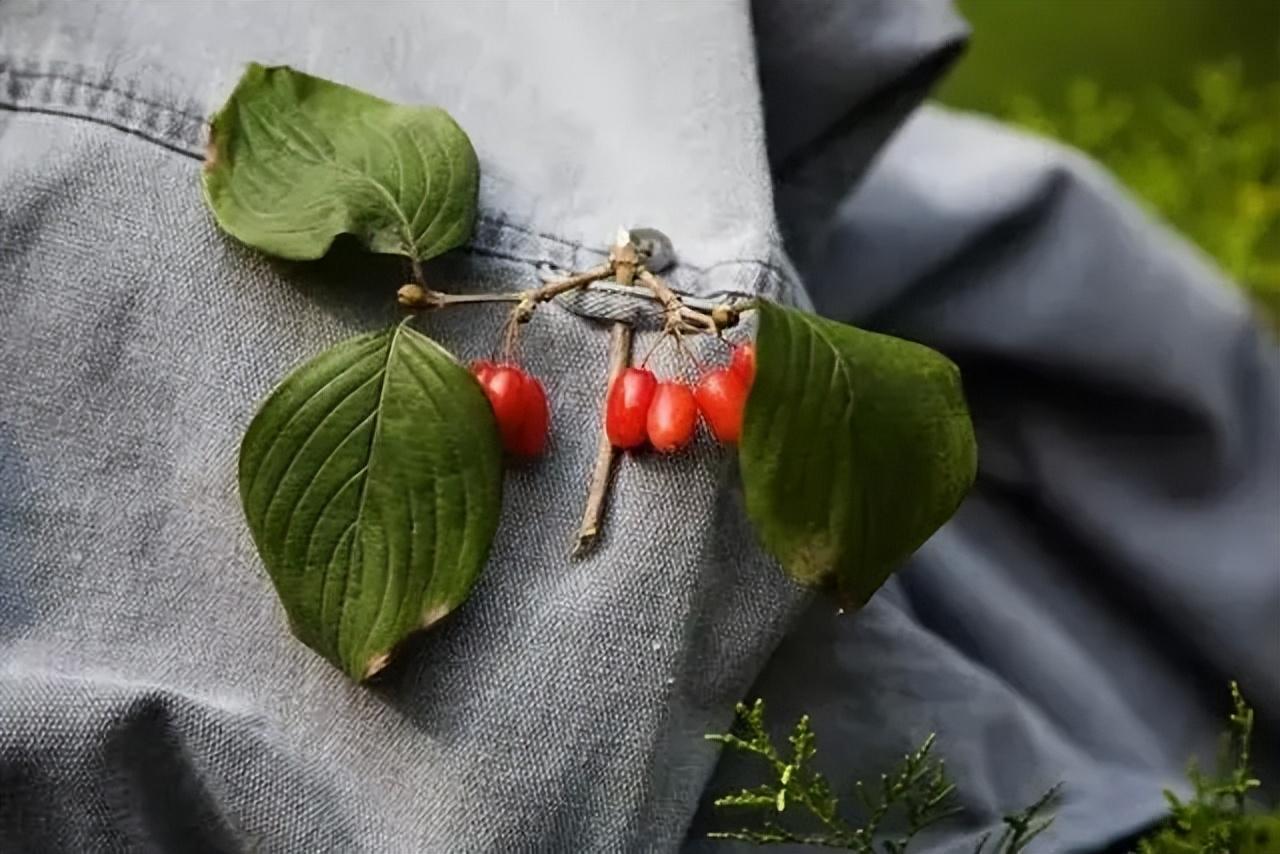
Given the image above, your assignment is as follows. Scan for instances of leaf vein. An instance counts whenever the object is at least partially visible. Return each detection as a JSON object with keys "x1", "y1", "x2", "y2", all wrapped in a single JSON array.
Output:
[
  {"x1": 245, "y1": 337, "x2": 386, "y2": 508},
  {"x1": 259, "y1": 367, "x2": 386, "y2": 536}
]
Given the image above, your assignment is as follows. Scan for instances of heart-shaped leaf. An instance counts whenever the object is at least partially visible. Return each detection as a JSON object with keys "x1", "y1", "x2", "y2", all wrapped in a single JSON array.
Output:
[
  {"x1": 239, "y1": 323, "x2": 502, "y2": 679},
  {"x1": 203, "y1": 63, "x2": 479, "y2": 262},
  {"x1": 739, "y1": 301, "x2": 977, "y2": 606}
]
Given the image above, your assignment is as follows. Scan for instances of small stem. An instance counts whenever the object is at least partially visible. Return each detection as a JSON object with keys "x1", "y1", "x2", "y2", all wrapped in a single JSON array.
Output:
[
  {"x1": 574, "y1": 322, "x2": 632, "y2": 557},
  {"x1": 500, "y1": 314, "x2": 521, "y2": 363},
  {"x1": 675, "y1": 333, "x2": 703, "y2": 373},
  {"x1": 639, "y1": 329, "x2": 667, "y2": 368},
  {"x1": 525, "y1": 264, "x2": 615, "y2": 302},
  {"x1": 400, "y1": 264, "x2": 614, "y2": 311},
  {"x1": 399, "y1": 258, "x2": 756, "y2": 342},
  {"x1": 638, "y1": 269, "x2": 721, "y2": 334},
  {"x1": 637, "y1": 268, "x2": 683, "y2": 324},
  {"x1": 410, "y1": 257, "x2": 426, "y2": 286},
  {"x1": 680, "y1": 305, "x2": 720, "y2": 333}
]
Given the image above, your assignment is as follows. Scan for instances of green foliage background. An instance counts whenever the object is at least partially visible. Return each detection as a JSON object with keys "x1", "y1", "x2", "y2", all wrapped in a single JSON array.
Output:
[{"x1": 937, "y1": 0, "x2": 1280, "y2": 323}]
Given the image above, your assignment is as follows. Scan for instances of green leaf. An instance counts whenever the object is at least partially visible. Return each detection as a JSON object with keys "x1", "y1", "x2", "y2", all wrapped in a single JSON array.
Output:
[
  {"x1": 203, "y1": 63, "x2": 479, "y2": 262},
  {"x1": 713, "y1": 786, "x2": 781, "y2": 811},
  {"x1": 739, "y1": 301, "x2": 977, "y2": 606},
  {"x1": 239, "y1": 323, "x2": 502, "y2": 680}
]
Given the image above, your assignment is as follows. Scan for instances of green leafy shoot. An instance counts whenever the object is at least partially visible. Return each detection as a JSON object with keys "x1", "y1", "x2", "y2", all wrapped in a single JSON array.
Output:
[
  {"x1": 973, "y1": 786, "x2": 1060, "y2": 854},
  {"x1": 705, "y1": 700, "x2": 960, "y2": 852},
  {"x1": 1135, "y1": 682, "x2": 1279, "y2": 854},
  {"x1": 706, "y1": 700, "x2": 1063, "y2": 853},
  {"x1": 706, "y1": 689, "x2": 1277, "y2": 853},
  {"x1": 705, "y1": 700, "x2": 847, "y2": 848}
]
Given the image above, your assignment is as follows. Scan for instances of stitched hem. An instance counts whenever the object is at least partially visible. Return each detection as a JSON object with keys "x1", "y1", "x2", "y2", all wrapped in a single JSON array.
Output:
[
  {"x1": 1, "y1": 60, "x2": 206, "y2": 152},
  {"x1": 0, "y1": 56, "x2": 805, "y2": 306}
]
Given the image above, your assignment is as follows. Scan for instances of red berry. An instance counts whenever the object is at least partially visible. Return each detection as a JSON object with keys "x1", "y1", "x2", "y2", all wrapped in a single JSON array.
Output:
[
  {"x1": 695, "y1": 368, "x2": 747, "y2": 444},
  {"x1": 510, "y1": 375, "x2": 549, "y2": 457},
  {"x1": 606, "y1": 367, "x2": 658, "y2": 449},
  {"x1": 477, "y1": 365, "x2": 549, "y2": 457},
  {"x1": 480, "y1": 366, "x2": 528, "y2": 452},
  {"x1": 471, "y1": 360, "x2": 497, "y2": 386},
  {"x1": 730, "y1": 342, "x2": 756, "y2": 387},
  {"x1": 646, "y1": 382, "x2": 698, "y2": 453}
]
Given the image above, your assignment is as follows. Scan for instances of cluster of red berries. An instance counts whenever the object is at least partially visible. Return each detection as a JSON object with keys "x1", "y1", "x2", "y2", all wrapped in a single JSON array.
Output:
[
  {"x1": 471, "y1": 342, "x2": 755, "y2": 458},
  {"x1": 607, "y1": 342, "x2": 756, "y2": 453},
  {"x1": 470, "y1": 361, "x2": 550, "y2": 456}
]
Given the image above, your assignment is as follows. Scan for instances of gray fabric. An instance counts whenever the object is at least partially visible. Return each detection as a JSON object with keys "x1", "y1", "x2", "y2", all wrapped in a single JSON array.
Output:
[
  {"x1": 1, "y1": 3, "x2": 1275, "y2": 854},
  {"x1": 696, "y1": 103, "x2": 1280, "y2": 853}
]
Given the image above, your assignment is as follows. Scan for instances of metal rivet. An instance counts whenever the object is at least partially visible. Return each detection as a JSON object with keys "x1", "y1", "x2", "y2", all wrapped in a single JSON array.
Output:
[{"x1": 628, "y1": 226, "x2": 675, "y2": 273}]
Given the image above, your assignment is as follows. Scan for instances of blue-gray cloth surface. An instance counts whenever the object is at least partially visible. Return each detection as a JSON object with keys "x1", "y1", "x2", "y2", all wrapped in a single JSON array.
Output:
[{"x1": 1, "y1": 2, "x2": 1276, "y2": 853}]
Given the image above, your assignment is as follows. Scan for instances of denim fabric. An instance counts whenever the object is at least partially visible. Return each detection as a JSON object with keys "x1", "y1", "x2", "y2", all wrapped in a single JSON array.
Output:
[
  {"x1": 2, "y1": 2, "x2": 1277, "y2": 853},
  {"x1": 697, "y1": 102, "x2": 1280, "y2": 853}
]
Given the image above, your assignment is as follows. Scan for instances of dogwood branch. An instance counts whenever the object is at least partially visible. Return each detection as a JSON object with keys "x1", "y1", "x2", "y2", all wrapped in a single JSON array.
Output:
[
  {"x1": 398, "y1": 253, "x2": 750, "y2": 337},
  {"x1": 574, "y1": 322, "x2": 632, "y2": 557},
  {"x1": 397, "y1": 263, "x2": 614, "y2": 311}
]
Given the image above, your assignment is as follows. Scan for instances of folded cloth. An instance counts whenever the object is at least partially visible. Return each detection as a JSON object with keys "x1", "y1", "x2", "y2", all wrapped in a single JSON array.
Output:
[
  {"x1": 696, "y1": 99, "x2": 1280, "y2": 851},
  {"x1": 1, "y1": 2, "x2": 1274, "y2": 852}
]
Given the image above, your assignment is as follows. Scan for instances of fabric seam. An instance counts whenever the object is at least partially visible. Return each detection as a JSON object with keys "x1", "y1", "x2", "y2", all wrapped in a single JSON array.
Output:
[
  {"x1": 0, "y1": 58, "x2": 804, "y2": 305},
  {"x1": 6, "y1": 67, "x2": 207, "y2": 124}
]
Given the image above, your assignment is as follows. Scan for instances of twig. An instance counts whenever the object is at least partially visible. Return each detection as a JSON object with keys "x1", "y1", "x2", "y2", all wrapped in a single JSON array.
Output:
[
  {"x1": 636, "y1": 267, "x2": 681, "y2": 315},
  {"x1": 399, "y1": 257, "x2": 753, "y2": 343},
  {"x1": 573, "y1": 322, "x2": 632, "y2": 556},
  {"x1": 673, "y1": 331, "x2": 703, "y2": 373},
  {"x1": 639, "y1": 329, "x2": 667, "y2": 368},
  {"x1": 399, "y1": 264, "x2": 614, "y2": 310},
  {"x1": 637, "y1": 269, "x2": 718, "y2": 334}
]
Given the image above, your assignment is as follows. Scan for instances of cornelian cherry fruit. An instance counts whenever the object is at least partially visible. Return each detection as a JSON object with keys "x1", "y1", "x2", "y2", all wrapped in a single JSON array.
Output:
[
  {"x1": 694, "y1": 368, "x2": 747, "y2": 444},
  {"x1": 473, "y1": 363, "x2": 549, "y2": 457},
  {"x1": 606, "y1": 367, "x2": 658, "y2": 449},
  {"x1": 479, "y1": 366, "x2": 528, "y2": 452},
  {"x1": 510, "y1": 375, "x2": 549, "y2": 457},
  {"x1": 729, "y1": 342, "x2": 756, "y2": 387},
  {"x1": 647, "y1": 382, "x2": 699, "y2": 453},
  {"x1": 471, "y1": 360, "x2": 497, "y2": 387}
]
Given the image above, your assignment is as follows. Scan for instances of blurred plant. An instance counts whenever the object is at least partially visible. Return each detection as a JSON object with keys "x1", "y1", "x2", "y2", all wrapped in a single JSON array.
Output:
[
  {"x1": 973, "y1": 786, "x2": 1059, "y2": 854},
  {"x1": 706, "y1": 684, "x2": 1278, "y2": 852},
  {"x1": 1003, "y1": 61, "x2": 1280, "y2": 324},
  {"x1": 704, "y1": 699, "x2": 1056, "y2": 852},
  {"x1": 1135, "y1": 682, "x2": 1280, "y2": 854}
]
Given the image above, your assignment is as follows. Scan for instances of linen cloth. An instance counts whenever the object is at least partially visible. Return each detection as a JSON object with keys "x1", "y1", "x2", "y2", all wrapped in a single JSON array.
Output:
[{"x1": 1, "y1": 2, "x2": 1275, "y2": 852}]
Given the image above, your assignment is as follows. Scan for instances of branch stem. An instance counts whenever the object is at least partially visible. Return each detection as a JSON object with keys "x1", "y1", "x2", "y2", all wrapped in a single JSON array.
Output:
[
  {"x1": 638, "y1": 269, "x2": 719, "y2": 333},
  {"x1": 400, "y1": 264, "x2": 614, "y2": 310},
  {"x1": 574, "y1": 322, "x2": 632, "y2": 557},
  {"x1": 400, "y1": 259, "x2": 751, "y2": 343}
]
